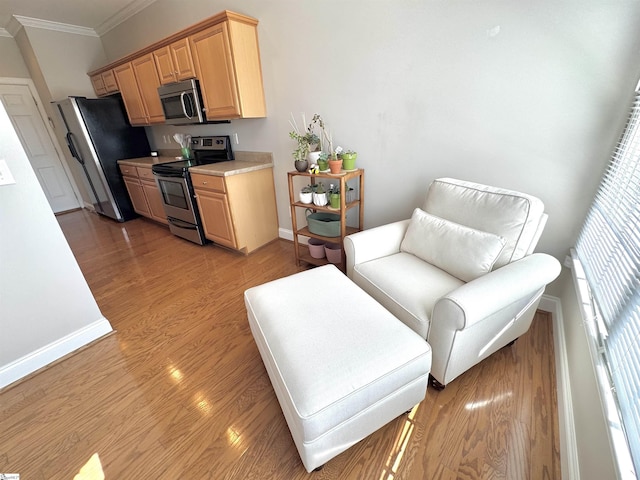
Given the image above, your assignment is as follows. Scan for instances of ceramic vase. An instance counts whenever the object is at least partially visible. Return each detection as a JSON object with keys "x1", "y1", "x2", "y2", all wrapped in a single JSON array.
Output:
[
  {"x1": 299, "y1": 191, "x2": 313, "y2": 204},
  {"x1": 313, "y1": 192, "x2": 328, "y2": 206},
  {"x1": 295, "y1": 160, "x2": 309, "y2": 172}
]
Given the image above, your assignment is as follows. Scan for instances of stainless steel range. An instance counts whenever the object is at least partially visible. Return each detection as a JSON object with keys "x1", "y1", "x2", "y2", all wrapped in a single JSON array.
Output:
[{"x1": 152, "y1": 135, "x2": 233, "y2": 244}]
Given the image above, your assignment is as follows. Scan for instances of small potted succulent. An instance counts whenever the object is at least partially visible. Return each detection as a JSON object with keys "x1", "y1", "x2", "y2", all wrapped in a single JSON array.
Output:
[
  {"x1": 328, "y1": 146, "x2": 343, "y2": 174},
  {"x1": 329, "y1": 184, "x2": 340, "y2": 209},
  {"x1": 299, "y1": 185, "x2": 313, "y2": 204},
  {"x1": 313, "y1": 182, "x2": 328, "y2": 206},
  {"x1": 317, "y1": 152, "x2": 329, "y2": 172}
]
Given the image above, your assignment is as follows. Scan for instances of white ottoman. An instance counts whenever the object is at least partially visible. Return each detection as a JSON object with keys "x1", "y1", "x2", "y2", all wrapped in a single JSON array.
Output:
[{"x1": 244, "y1": 264, "x2": 432, "y2": 472}]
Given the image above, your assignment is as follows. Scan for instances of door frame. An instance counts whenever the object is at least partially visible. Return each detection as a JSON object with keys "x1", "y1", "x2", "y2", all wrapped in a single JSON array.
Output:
[{"x1": 0, "y1": 76, "x2": 83, "y2": 210}]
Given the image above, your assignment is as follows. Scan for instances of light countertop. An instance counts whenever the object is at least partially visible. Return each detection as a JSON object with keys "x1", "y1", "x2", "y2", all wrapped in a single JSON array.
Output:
[
  {"x1": 187, "y1": 151, "x2": 273, "y2": 177},
  {"x1": 117, "y1": 156, "x2": 177, "y2": 167},
  {"x1": 118, "y1": 152, "x2": 273, "y2": 176}
]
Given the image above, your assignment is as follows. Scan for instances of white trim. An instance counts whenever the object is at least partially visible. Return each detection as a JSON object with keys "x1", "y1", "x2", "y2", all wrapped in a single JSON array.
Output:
[
  {"x1": 95, "y1": 0, "x2": 159, "y2": 36},
  {"x1": 10, "y1": 15, "x2": 98, "y2": 37},
  {"x1": 279, "y1": 227, "x2": 294, "y2": 241},
  {"x1": 0, "y1": 318, "x2": 113, "y2": 389},
  {"x1": 0, "y1": 28, "x2": 11, "y2": 38},
  {"x1": 0, "y1": 77, "x2": 84, "y2": 209},
  {"x1": 540, "y1": 293, "x2": 581, "y2": 480}
]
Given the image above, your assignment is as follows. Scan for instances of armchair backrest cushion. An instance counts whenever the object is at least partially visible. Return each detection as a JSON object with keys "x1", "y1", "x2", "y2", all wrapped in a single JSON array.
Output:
[
  {"x1": 401, "y1": 208, "x2": 507, "y2": 282},
  {"x1": 422, "y1": 178, "x2": 545, "y2": 269}
]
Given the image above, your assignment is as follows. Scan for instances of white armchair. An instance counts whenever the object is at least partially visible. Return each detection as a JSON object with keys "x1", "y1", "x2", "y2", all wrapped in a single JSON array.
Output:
[{"x1": 344, "y1": 178, "x2": 561, "y2": 389}]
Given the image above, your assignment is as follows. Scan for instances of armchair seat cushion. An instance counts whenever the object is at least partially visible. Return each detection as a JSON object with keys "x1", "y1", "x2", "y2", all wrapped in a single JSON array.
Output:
[{"x1": 353, "y1": 252, "x2": 464, "y2": 338}]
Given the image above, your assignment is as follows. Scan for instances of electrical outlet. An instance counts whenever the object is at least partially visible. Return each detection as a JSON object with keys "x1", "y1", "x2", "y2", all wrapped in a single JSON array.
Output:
[
  {"x1": 233, "y1": 133, "x2": 239, "y2": 145},
  {"x1": 564, "y1": 255, "x2": 572, "y2": 269}
]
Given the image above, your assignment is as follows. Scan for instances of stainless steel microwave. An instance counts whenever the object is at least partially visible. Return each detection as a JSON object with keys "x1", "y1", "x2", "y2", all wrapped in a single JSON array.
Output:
[{"x1": 158, "y1": 78, "x2": 206, "y2": 125}]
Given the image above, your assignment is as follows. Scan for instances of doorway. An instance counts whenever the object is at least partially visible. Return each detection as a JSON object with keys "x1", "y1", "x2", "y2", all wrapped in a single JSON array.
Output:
[{"x1": 0, "y1": 80, "x2": 80, "y2": 213}]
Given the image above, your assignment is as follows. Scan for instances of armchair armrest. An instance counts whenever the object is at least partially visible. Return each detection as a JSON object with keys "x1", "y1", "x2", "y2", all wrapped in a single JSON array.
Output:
[
  {"x1": 344, "y1": 219, "x2": 410, "y2": 278},
  {"x1": 433, "y1": 253, "x2": 561, "y2": 331}
]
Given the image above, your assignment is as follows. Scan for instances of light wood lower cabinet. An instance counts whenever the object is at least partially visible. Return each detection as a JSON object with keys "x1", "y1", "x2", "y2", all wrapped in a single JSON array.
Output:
[
  {"x1": 120, "y1": 164, "x2": 168, "y2": 225},
  {"x1": 191, "y1": 168, "x2": 278, "y2": 254},
  {"x1": 123, "y1": 175, "x2": 150, "y2": 216}
]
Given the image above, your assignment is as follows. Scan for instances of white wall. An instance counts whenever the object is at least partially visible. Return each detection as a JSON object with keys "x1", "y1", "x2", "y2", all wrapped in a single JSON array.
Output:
[
  {"x1": 99, "y1": 0, "x2": 640, "y2": 271},
  {"x1": 0, "y1": 36, "x2": 30, "y2": 78},
  {"x1": 0, "y1": 100, "x2": 112, "y2": 389}
]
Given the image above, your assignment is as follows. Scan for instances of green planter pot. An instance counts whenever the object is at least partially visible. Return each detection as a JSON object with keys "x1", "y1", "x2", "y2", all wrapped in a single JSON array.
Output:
[
  {"x1": 330, "y1": 193, "x2": 340, "y2": 209},
  {"x1": 342, "y1": 153, "x2": 357, "y2": 170}
]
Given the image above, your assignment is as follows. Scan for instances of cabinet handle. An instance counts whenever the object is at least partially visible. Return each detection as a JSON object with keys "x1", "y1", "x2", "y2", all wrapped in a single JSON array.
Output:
[{"x1": 202, "y1": 181, "x2": 207, "y2": 185}]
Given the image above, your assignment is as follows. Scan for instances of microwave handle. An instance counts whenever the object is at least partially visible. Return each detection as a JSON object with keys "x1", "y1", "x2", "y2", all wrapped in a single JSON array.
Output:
[{"x1": 180, "y1": 92, "x2": 194, "y2": 120}]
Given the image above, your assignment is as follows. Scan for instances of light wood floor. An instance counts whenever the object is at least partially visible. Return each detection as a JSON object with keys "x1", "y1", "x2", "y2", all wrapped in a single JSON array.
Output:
[{"x1": 0, "y1": 209, "x2": 560, "y2": 479}]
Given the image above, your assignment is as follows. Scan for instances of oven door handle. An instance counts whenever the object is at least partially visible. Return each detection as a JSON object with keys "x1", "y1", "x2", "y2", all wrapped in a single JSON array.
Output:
[
  {"x1": 168, "y1": 217, "x2": 198, "y2": 230},
  {"x1": 180, "y1": 92, "x2": 194, "y2": 120},
  {"x1": 153, "y1": 170, "x2": 185, "y2": 178}
]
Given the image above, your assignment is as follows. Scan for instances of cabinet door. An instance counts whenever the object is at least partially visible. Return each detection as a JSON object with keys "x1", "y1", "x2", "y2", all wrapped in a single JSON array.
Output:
[
  {"x1": 90, "y1": 74, "x2": 107, "y2": 96},
  {"x1": 189, "y1": 22, "x2": 240, "y2": 120},
  {"x1": 102, "y1": 70, "x2": 119, "y2": 93},
  {"x1": 132, "y1": 54, "x2": 165, "y2": 124},
  {"x1": 170, "y1": 38, "x2": 196, "y2": 81},
  {"x1": 141, "y1": 179, "x2": 169, "y2": 225},
  {"x1": 114, "y1": 62, "x2": 148, "y2": 125},
  {"x1": 194, "y1": 189, "x2": 237, "y2": 248},
  {"x1": 153, "y1": 46, "x2": 176, "y2": 85},
  {"x1": 123, "y1": 176, "x2": 150, "y2": 216}
]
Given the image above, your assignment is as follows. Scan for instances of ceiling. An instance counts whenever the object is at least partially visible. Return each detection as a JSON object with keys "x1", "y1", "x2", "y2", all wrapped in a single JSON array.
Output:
[{"x1": 0, "y1": 0, "x2": 157, "y2": 36}]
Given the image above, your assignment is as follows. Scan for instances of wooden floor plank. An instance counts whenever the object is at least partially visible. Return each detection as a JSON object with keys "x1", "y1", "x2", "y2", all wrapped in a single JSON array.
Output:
[{"x1": 0, "y1": 210, "x2": 561, "y2": 479}]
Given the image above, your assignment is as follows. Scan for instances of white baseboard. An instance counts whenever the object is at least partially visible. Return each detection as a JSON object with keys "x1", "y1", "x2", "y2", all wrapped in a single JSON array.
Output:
[
  {"x1": 540, "y1": 294, "x2": 580, "y2": 480},
  {"x1": 279, "y1": 227, "x2": 293, "y2": 241},
  {"x1": 0, "y1": 318, "x2": 113, "y2": 389}
]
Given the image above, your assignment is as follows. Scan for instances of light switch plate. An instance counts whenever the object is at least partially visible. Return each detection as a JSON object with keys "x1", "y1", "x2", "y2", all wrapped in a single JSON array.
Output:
[{"x1": 0, "y1": 159, "x2": 16, "y2": 186}]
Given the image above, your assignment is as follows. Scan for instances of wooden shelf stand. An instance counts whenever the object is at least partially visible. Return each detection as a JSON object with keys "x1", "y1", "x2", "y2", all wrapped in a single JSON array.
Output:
[{"x1": 287, "y1": 169, "x2": 365, "y2": 270}]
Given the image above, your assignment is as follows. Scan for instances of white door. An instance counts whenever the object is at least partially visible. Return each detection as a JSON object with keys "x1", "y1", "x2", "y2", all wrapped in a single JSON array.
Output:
[{"x1": 0, "y1": 84, "x2": 79, "y2": 213}]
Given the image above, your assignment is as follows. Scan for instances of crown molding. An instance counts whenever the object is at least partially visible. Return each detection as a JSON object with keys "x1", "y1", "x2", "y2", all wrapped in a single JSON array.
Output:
[
  {"x1": 9, "y1": 15, "x2": 98, "y2": 37},
  {"x1": 95, "y1": 0, "x2": 158, "y2": 36}
]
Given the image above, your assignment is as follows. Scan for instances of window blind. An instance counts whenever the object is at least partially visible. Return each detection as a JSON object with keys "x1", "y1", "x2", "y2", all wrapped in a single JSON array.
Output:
[{"x1": 575, "y1": 88, "x2": 640, "y2": 478}]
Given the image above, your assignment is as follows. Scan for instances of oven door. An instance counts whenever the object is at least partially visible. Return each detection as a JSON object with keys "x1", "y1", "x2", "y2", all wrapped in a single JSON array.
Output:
[{"x1": 154, "y1": 175, "x2": 197, "y2": 224}]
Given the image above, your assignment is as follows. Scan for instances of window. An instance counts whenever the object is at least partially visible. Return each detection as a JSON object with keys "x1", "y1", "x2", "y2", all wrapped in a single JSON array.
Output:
[{"x1": 575, "y1": 86, "x2": 640, "y2": 479}]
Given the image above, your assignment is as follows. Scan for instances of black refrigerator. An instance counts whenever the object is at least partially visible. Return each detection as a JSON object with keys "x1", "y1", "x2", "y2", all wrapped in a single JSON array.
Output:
[{"x1": 53, "y1": 95, "x2": 151, "y2": 222}]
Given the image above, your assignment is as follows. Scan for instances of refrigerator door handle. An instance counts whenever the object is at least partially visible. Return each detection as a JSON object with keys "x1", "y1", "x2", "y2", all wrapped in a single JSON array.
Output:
[{"x1": 66, "y1": 132, "x2": 84, "y2": 165}]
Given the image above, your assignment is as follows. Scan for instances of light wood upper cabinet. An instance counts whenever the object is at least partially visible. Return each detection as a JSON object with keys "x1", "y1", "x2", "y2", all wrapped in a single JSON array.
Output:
[
  {"x1": 91, "y1": 69, "x2": 119, "y2": 97},
  {"x1": 154, "y1": 38, "x2": 196, "y2": 85},
  {"x1": 89, "y1": 11, "x2": 266, "y2": 121},
  {"x1": 102, "y1": 70, "x2": 119, "y2": 93},
  {"x1": 114, "y1": 62, "x2": 147, "y2": 124},
  {"x1": 114, "y1": 56, "x2": 165, "y2": 125},
  {"x1": 132, "y1": 54, "x2": 165, "y2": 124},
  {"x1": 190, "y1": 18, "x2": 266, "y2": 120},
  {"x1": 90, "y1": 74, "x2": 107, "y2": 96}
]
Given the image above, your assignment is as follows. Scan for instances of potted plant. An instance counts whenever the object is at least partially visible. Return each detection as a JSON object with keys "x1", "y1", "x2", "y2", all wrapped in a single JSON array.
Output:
[
  {"x1": 313, "y1": 182, "x2": 328, "y2": 206},
  {"x1": 317, "y1": 152, "x2": 329, "y2": 172},
  {"x1": 289, "y1": 113, "x2": 320, "y2": 172},
  {"x1": 299, "y1": 185, "x2": 313, "y2": 204},
  {"x1": 329, "y1": 184, "x2": 340, "y2": 209},
  {"x1": 328, "y1": 146, "x2": 343, "y2": 174},
  {"x1": 341, "y1": 150, "x2": 357, "y2": 170}
]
